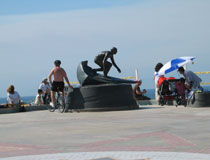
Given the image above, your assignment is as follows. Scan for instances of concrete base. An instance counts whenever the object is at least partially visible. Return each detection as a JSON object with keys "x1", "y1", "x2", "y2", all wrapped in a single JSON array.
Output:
[
  {"x1": 66, "y1": 84, "x2": 138, "y2": 111},
  {"x1": 0, "y1": 105, "x2": 47, "y2": 114},
  {"x1": 188, "y1": 91, "x2": 210, "y2": 107},
  {"x1": 137, "y1": 99, "x2": 158, "y2": 105}
]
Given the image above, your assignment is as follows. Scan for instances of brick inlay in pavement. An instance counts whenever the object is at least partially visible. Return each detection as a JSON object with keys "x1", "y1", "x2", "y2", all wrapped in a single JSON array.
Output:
[{"x1": 0, "y1": 152, "x2": 210, "y2": 160}]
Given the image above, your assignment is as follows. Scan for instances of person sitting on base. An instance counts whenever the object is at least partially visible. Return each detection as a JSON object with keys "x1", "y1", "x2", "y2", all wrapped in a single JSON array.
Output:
[
  {"x1": 133, "y1": 81, "x2": 150, "y2": 100},
  {"x1": 39, "y1": 78, "x2": 51, "y2": 104},
  {"x1": 34, "y1": 89, "x2": 44, "y2": 105},
  {"x1": 6, "y1": 85, "x2": 26, "y2": 112},
  {"x1": 93, "y1": 47, "x2": 121, "y2": 77}
]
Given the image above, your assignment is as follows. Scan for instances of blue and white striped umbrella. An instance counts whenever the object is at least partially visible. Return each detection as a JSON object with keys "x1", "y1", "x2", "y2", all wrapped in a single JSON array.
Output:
[{"x1": 157, "y1": 56, "x2": 195, "y2": 76}]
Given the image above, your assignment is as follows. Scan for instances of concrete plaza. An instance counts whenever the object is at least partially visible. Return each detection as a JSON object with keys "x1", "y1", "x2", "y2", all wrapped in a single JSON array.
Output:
[{"x1": 0, "y1": 105, "x2": 210, "y2": 159}]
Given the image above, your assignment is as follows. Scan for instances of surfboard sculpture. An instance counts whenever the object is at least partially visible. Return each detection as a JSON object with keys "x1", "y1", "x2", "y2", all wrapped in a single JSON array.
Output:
[
  {"x1": 65, "y1": 60, "x2": 139, "y2": 111},
  {"x1": 77, "y1": 61, "x2": 137, "y2": 86}
]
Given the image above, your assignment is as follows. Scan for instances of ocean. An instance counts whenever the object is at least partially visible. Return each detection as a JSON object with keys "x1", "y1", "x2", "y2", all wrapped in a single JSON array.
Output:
[
  {"x1": 0, "y1": 89, "x2": 156, "y2": 104},
  {"x1": 1, "y1": 86, "x2": 209, "y2": 104},
  {"x1": 0, "y1": 96, "x2": 35, "y2": 105}
]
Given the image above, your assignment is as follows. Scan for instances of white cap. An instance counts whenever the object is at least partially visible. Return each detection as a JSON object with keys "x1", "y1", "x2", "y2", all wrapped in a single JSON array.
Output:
[{"x1": 42, "y1": 78, "x2": 48, "y2": 82}]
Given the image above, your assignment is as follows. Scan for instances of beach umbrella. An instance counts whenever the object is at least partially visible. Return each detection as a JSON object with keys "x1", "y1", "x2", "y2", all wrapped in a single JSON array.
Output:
[{"x1": 157, "y1": 56, "x2": 195, "y2": 76}]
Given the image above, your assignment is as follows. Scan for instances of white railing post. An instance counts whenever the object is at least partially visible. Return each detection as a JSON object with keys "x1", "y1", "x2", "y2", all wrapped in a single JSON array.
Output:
[{"x1": 135, "y1": 68, "x2": 139, "y2": 81}]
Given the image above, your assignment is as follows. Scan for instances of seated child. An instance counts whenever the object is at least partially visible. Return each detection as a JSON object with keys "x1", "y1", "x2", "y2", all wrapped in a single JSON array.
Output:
[
  {"x1": 176, "y1": 78, "x2": 186, "y2": 100},
  {"x1": 161, "y1": 80, "x2": 172, "y2": 95},
  {"x1": 34, "y1": 89, "x2": 44, "y2": 105}
]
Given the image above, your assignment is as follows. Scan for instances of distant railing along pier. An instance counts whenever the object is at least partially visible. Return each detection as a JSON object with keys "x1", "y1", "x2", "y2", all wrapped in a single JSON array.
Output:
[{"x1": 68, "y1": 71, "x2": 210, "y2": 86}]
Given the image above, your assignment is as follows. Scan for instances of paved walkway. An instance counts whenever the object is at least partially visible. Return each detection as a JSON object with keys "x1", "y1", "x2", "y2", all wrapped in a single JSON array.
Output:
[{"x1": 1, "y1": 105, "x2": 210, "y2": 159}]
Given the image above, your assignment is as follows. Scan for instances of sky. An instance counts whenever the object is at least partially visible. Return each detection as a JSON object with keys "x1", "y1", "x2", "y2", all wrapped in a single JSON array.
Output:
[{"x1": 0, "y1": 0, "x2": 210, "y2": 97}]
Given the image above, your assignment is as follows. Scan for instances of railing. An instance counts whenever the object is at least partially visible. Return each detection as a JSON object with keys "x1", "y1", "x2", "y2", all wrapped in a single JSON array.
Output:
[
  {"x1": 194, "y1": 71, "x2": 210, "y2": 74},
  {"x1": 68, "y1": 76, "x2": 136, "y2": 85},
  {"x1": 195, "y1": 71, "x2": 210, "y2": 85},
  {"x1": 68, "y1": 72, "x2": 210, "y2": 86}
]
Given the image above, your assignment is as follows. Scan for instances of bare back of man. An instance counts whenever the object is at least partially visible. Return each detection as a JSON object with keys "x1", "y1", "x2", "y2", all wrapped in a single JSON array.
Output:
[{"x1": 51, "y1": 67, "x2": 66, "y2": 82}]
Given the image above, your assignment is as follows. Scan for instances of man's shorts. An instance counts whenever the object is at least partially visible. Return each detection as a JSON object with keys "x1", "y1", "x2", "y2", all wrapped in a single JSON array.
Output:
[{"x1": 51, "y1": 81, "x2": 64, "y2": 92}]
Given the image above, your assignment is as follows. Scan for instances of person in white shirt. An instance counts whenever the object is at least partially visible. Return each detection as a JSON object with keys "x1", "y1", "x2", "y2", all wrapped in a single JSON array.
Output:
[
  {"x1": 178, "y1": 67, "x2": 202, "y2": 90},
  {"x1": 34, "y1": 89, "x2": 44, "y2": 105},
  {"x1": 39, "y1": 78, "x2": 51, "y2": 104},
  {"x1": 6, "y1": 85, "x2": 25, "y2": 112},
  {"x1": 154, "y1": 63, "x2": 163, "y2": 101},
  {"x1": 178, "y1": 67, "x2": 203, "y2": 103},
  {"x1": 7, "y1": 85, "x2": 21, "y2": 105}
]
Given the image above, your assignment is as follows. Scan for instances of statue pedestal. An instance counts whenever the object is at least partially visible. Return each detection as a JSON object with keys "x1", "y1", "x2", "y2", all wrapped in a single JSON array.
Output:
[
  {"x1": 66, "y1": 84, "x2": 138, "y2": 111},
  {"x1": 189, "y1": 92, "x2": 210, "y2": 107}
]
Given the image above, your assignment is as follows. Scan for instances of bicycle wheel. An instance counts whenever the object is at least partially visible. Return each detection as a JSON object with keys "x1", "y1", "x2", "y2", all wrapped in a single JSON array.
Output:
[
  {"x1": 57, "y1": 95, "x2": 65, "y2": 113},
  {"x1": 48, "y1": 104, "x2": 56, "y2": 112}
]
